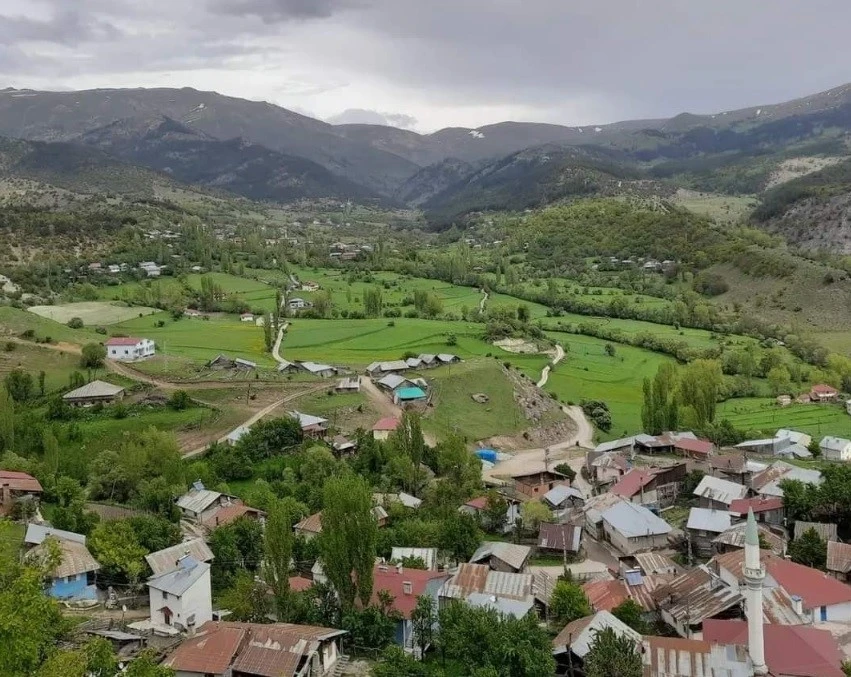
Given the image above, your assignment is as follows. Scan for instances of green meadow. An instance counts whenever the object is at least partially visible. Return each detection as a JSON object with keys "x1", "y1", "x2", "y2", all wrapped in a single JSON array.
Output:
[{"x1": 717, "y1": 398, "x2": 851, "y2": 440}]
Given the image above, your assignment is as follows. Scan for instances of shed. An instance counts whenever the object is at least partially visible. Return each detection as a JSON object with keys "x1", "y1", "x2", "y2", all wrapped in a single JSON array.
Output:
[
  {"x1": 394, "y1": 386, "x2": 427, "y2": 403},
  {"x1": 537, "y1": 522, "x2": 582, "y2": 554},
  {"x1": 62, "y1": 380, "x2": 125, "y2": 406},
  {"x1": 794, "y1": 521, "x2": 838, "y2": 542}
]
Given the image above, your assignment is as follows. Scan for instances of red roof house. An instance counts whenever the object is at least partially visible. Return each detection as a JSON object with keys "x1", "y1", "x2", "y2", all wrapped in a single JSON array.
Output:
[
  {"x1": 728, "y1": 496, "x2": 783, "y2": 516},
  {"x1": 372, "y1": 417, "x2": 399, "y2": 431},
  {"x1": 610, "y1": 468, "x2": 656, "y2": 501},
  {"x1": 163, "y1": 624, "x2": 246, "y2": 675},
  {"x1": 462, "y1": 496, "x2": 488, "y2": 511},
  {"x1": 703, "y1": 619, "x2": 844, "y2": 677},
  {"x1": 288, "y1": 575, "x2": 314, "y2": 592},
  {"x1": 673, "y1": 437, "x2": 714, "y2": 459},
  {"x1": 370, "y1": 563, "x2": 449, "y2": 619},
  {"x1": 105, "y1": 336, "x2": 144, "y2": 346},
  {"x1": 0, "y1": 470, "x2": 43, "y2": 493},
  {"x1": 810, "y1": 384, "x2": 839, "y2": 401}
]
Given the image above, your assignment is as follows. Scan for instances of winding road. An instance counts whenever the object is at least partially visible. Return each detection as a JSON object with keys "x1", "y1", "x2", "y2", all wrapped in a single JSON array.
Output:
[
  {"x1": 536, "y1": 343, "x2": 565, "y2": 388},
  {"x1": 478, "y1": 288, "x2": 489, "y2": 313}
]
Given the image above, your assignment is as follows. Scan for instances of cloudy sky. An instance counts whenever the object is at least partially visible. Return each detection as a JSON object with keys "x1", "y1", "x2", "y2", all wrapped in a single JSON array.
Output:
[{"x1": 2, "y1": 0, "x2": 851, "y2": 132}]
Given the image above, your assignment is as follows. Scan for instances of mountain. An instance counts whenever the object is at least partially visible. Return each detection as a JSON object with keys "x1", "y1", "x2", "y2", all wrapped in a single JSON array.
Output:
[
  {"x1": 0, "y1": 87, "x2": 419, "y2": 196},
  {"x1": 78, "y1": 117, "x2": 382, "y2": 204},
  {"x1": 393, "y1": 158, "x2": 475, "y2": 207}
]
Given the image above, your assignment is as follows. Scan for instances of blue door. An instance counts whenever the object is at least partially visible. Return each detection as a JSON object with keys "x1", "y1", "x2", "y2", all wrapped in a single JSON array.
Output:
[{"x1": 821, "y1": 606, "x2": 828, "y2": 622}]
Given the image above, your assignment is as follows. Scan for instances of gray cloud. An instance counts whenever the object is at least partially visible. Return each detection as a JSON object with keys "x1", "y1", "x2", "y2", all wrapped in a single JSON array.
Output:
[
  {"x1": 208, "y1": 0, "x2": 355, "y2": 21},
  {"x1": 2, "y1": 0, "x2": 851, "y2": 129},
  {"x1": 326, "y1": 108, "x2": 417, "y2": 129}
]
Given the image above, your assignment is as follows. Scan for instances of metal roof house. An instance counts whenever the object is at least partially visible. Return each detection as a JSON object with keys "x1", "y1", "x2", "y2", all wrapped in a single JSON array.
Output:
[
  {"x1": 601, "y1": 501, "x2": 672, "y2": 555},
  {"x1": 693, "y1": 475, "x2": 748, "y2": 510},
  {"x1": 687, "y1": 507, "x2": 733, "y2": 557},
  {"x1": 25, "y1": 524, "x2": 87, "y2": 546},
  {"x1": 62, "y1": 380, "x2": 125, "y2": 406},
  {"x1": 469, "y1": 542, "x2": 531, "y2": 573},
  {"x1": 145, "y1": 539, "x2": 214, "y2": 577},
  {"x1": 146, "y1": 556, "x2": 212, "y2": 631},
  {"x1": 26, "y1": 537, "x2": 100, "y2": 601},
  {"x1": 298, "y1": 361, "x2": 337, "y2": 378},
  {"x1": 394, "y1": 386, "x2": 428, "y2": 404}
]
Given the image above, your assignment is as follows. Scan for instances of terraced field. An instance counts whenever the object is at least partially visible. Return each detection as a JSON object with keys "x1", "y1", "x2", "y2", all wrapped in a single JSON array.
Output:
[{"x1": 717, "y1": 398, "x2": 851, "y2": 439}]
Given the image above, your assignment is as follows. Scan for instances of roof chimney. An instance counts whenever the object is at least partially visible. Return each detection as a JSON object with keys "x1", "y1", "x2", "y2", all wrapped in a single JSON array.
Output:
[
  {"x1": 396, "y1": 563, "x2": 403, "y2": 575},
  {"x1": 402, "y1": 581, "x2": 412, "y2": 595}
]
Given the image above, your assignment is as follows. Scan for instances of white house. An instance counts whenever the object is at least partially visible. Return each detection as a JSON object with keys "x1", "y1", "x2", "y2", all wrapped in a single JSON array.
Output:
[
  {"x1": 105, "y1": 337, "x2": 155, "y2": 361},
  {"x1": 288, "y1": 297, "x2": 311, "y2": 310},
  {"x1": 820, "y1": 436, "x2": 851, "y2": 461},
  {"x1": 146, "y1": 556, "x2": 212, "y2": 631},
  {"x1": 600, "y1": 501, "x2": 671, "y2": 555}
]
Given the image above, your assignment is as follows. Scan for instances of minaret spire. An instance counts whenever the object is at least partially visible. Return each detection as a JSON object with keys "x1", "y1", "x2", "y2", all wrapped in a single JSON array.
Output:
[{"x1": 744, "y1": 508, "x2": 768, "y2": 674}]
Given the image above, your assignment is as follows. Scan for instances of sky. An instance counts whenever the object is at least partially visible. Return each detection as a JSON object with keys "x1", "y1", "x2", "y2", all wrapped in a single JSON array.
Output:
[{"x1": 2, "y1": 0, "x2": 851, "y2": 132}]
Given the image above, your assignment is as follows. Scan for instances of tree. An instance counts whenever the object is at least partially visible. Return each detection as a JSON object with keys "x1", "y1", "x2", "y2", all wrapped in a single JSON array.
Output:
[
  {"x1": 167, "y1": 390, "x2": 192, "y2": 410},
  {"x1": 363, "y1": 286, "x2": 384, "y2": 318},
  {"x1": 0, "y1": 385, "x2": 14, "y2": 451},
  {"x1": 0, "y1": 563, "x2": 70, "y2": 677},
  {"x1": 439, "y1": 513, "x2": 482, "y2": 563},
  {"x1": 767, "y1": 365, "x2": 793, "y2": 396},
  {"x1": 549, "y1": 579, "x2": 592, "y2": 626},
  {"x1": 482, "y1": 491, "x2": 509, "y2": 532},
  {"x1": 583, "y1": 627, "x2": 642, "y2": 677},
  {"x1": 604, "y1": 343, "x2": 616, "y2": 357},
  {"x1": 88, "y1": 521, "x2": 147, "y2": 586},
  {"x1": 219, "y1": 570, "x2": 272, "y2": 622},
  {"x1": 265, "y1": 499, "x2": 294, "y2": 620},
  {"x1": 373, "y1": 646, "x2": 428, "y2": 677},
  {"x1": 123, "y1": 650, "x2": 175, "y2": 676},
  {"x1": 237, "y1": 416, "x2": 303, "y2": 461},
  {"x1": 80, "y1": 343, "x2": 107, "y2": 369},
  {"x1": 4, "y1": 369, "x2": 33, "y2": 402},
  {"x1": 789, "y1": 527, "x2": 827, "y2": 569},
  {"x1": 263, "y1": 315, "x2": 273, "y2": 352},
  {"x1": 553, "y1": 463, "x2": 576, "y2": 482},
  {"x1": 517, "y1": 304, "x2": 530, "y2": 323},
  {"x1": 411, "y1": 594, "x2": 437, "y2": 659},
  {"x1": 641, "y1": 363, "x2": 679, "y2": 435},
  {"x1": 611, "y1": 599, "x2": 649, "y2": 634},
  {"x1": 67, "y1": 317, "x2": 84, "y2": 329},
  {"x1": 678, "y1": 359, "x2": 723, "y2": 429},
  {"x1": 520, "y1": 501, "x2": 552, "y2": 534},
  {"x1": 35, "y1": 638, "x2": 118, "y2": 677},
  {"x1": 320, "y1": 474, "x2": 377, "y2": 609}
]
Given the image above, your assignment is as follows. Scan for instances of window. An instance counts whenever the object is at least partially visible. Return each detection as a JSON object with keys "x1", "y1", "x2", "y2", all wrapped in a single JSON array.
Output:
[
  {"x1": 162, "y1": 590, "x2": 168, "y2": 600},
  {"x1": 66, "y1": 575, "x2": 75, "y2": 583}
]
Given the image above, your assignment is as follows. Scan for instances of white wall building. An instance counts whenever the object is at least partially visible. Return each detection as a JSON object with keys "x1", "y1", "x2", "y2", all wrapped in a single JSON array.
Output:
[
  {"x1": 105, "y1": 337, "x2": 155, "y2": 361},
  {"x1": 146, "y1": 556, "x2": 212, "y2": 631},
  {"x1": 820, "y1": 436, "x2": 851, "y2": 462}
]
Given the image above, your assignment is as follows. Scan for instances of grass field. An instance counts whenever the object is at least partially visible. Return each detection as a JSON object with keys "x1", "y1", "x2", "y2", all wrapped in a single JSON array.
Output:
[
  {"x1": 0, "y1": 521, "x2": 24, "y2": 563},
  {"x1": 291, "y1": 390, "x2": 378, "y2": 433},
  {"x1": 281, "y1": 318, "x2": 493, "y2": 366},
  {"x1": 423, "y1": 360, "x2": 529, "y2": 441},
  {"x1": 0, "y1": 307, "x2": 100, "y2": 344},
  {"x1": 28, "y1": 301, "x2": 159, "y2": 326},
  {"x1": 717, "y1": 398, "x2": 851, "y2": 439}
]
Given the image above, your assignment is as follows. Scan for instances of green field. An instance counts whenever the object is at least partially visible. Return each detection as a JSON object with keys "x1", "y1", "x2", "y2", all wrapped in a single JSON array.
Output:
[
  {"x1": 515, "y1": 333, "x2": 675, "y2": 439},
  {"x1": 0, "y1": 307, "x2": 100, "y2": 344},
  {"x1": 423, "y1": 360, "x2": 530, "y2": 441},
  {"x1": 28, "y1": 301, "x2": 160, "y2": 326},
  {"x1": 717, "y1": 398, "x2": 851, "y2": 439},
  {"x1": 0, "y1": 343, "x2": 92, "y2": 393}
]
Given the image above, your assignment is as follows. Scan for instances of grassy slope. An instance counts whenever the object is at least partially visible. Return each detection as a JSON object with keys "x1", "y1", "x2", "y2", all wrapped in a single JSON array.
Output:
[
  {"x1": 0, "y1": 307, "x2": 100, "y2": 344},
  {"x1": 423, "y1": 360, "x2": 528, "y2": 441},
  {"x1": 0, "y1": 343, "x2": 87, "y2": 392}
]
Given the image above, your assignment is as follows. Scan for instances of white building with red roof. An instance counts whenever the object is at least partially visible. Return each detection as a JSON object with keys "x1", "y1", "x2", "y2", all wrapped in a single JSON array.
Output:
[
  {"x1": 372, "y1": 417, "x2": 400, "y2": 441},
  {"x1": 105, "y1": 336, "x2": 155, "y2": 361}
]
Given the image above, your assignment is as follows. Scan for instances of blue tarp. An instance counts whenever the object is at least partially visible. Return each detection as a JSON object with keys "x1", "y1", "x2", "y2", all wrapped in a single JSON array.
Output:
[{"x1": 476, "y1": 449, "x2": 498, "y2": 463}]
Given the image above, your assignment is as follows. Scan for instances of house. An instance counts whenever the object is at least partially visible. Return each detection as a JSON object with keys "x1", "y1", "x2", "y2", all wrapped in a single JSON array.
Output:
[
  {"x1": 417, "y1": 354, "x2": 438, "y2": 369},
  {"x1": 827, "y1": 541, "x2": 851, "y2": 581},
  {"x1": 469, "y1": 541, "x2": 531, "y2": 573},
  {"x1": 458, "y1": 495, "x2": 520, "y2": 533},
  {"x1": 776, "y1": 429, "x2": 813, "y2": 448},
  {"x1": 298, "y1": 362, "x2": 337, "y2": 378},
  {"x1": 610, "y1": 468, "x2": 658, "y2": 505},
  {"x1": 0, "y1": 470, "x2": 42, "y2": 516},
  {"x1": 240, "y1": 313, "x2": 255, "y2": 322},
  {"x1": 301, "y1": 281, "x2": 320, "y2": 292},
  {"x1": 277, "y1": 359, "x2": 299, "y2": 374},
  {"x1": 542, "y1": 485, "x2": 584, "y2": 512},
  {"x1": 145, "y1": 539, "x2": 214, "y2": 577},
  {"x1": 439, "y1": 563, "x2": 553, "y2": 617},
  {"x1": 672, "y1": 437, "x2": 715, "y2": 460},
  {"x1": 288, "y1": 297, "x2": 311, "y2": 310},
  {"x1": 589, "y1": 452, "x2": 630, "y2": 487},
  {"x1": 436, "y1": 354, "x2": 461, "y2": 365},
  {"x1": 371, "y1": 563, "x2": 449, "y2": 649},
  {"x1": 652, "y1": 565, "x2": 743, "y2": 637},
  {"x1": 704, "y1": 619, "x2": 844, "y2": 677},
  {"x1": 163, "y1": 621, "x2": 347, "y2": 677},
  {"x1": 225, "y1": 425, "x2": 251, "y2": 446},
  {"x1": 390, "y1": 547, "x2": 438, "y2": 570},
  {"x1": 147, "y1": 556, "x2": 212, "y2": 631},
  {"x1": 62, "y1": 380, "x2": 125, "y2": 407},
  {"x1": 793, "y1": 520, "x2": 838, "y2": 543},
  {"x1": 234, "y1": 358, "x2": 257, "y2": 370},
  {"x1": 331, "y1": 434, "x2": 357, "y2": 454},
  {"x1": 294, "y1": 507, "x2": 388, "y2": 541},
  {"x1": 752, "y1": 461, "x2": 823, "y2": 498},
  {"x1": 335, "y1": 377, "x2": 360, "y2": 392},
  {"x1": 394, "y1": 386, "x2": 428, "y2": 405},
  {"x1": 372, "y1": 417, "x2": 399, "y2": 441},
  {"x1": 366, "y1": 360, "x2": 409, "y2": 375},
  {"x1": 176, "y1": 482, "x2": 242, "y2": 522},
  {"x1": 404, "y1": 357, "x2": 422, "y2": 369},
  {"x1": 810, "y1": 384, "x2": 839, "y2": 402},
  {"x1": 600, "y1": 501, "x2": 672, "y2": 555},
  {"x1": 820, "y1": 436, "x2": 851, "y2": 461},
  {"x1": 24, "y1": 524, "x2": 86, "y2": 547},
  {"x1": 582, "y1": 493, "x2": 626, "y2": 540},
  {"x1": 640, "y1": 635, "x2": 752, "y2": 676},
  {"x1": 25, "y1": 536, "x2": 100, "y2": 601},
  {"x1": 552, "y1": 611, "x2": 641, "y2": 673},
  {"x1": 728, "y1": 496, "x2": 784, "y2": 527},
  {"x1": 105, "y1": 336, "x2": 155, "y2": 361},
  {"x1": 686, "y1": 507, "x2": 732, "y2": 558},
  {"x1": 376, "y1": 373, "x2": 411, "y2": 391},
  {"x1": 184, "y1": 309, "x2": 203, "y2": 318},
  {"x1": 374, "y1": 492, "x2": 423, "y2": 510},
  {"x1": 692, "y1": 475, "x2": 748, "y2": 510},
  {"x1": 537, "y1": 522, "x2": 582, "y2": 555},
  {"x1": 289, "y1": 411, "x2": 329, "y2": 438},
  {"x1": 107, "y1": 264, "x2": 121, "y2": 274},
  {"x1": 511, "y1": 469, "x2": 570, "y2": 498},
  {"x1": 713, "y1": 548, "x2": 851, "y2": 624},
  {"x1": 593, "y1": 436, "x2": 640, "y2": 455},
  {"x1": 711, "y1": 521, "x2": 785, "y2": 556}
]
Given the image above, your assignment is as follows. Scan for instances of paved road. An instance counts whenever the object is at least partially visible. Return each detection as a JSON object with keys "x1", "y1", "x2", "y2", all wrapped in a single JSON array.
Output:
[{"x1": 536, "y1": 343, "x2": 565, "y2": 388}]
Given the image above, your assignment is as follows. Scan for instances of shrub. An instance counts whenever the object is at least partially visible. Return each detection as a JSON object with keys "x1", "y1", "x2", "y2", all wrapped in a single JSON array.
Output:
[
  {"x1": 167, "y1": 390, "x2": 192, "y2": 411},
  {"x1": 4, "y1": 342, "x2": 15, "y2": 352},
  {"x1": 67, "y1": 317, "x2": 84, "y2": 329}
]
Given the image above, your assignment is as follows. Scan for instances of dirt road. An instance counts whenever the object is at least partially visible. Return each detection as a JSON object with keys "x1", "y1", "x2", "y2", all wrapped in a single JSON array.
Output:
[
  {"x1": 536, "y1": 343, "x2": 565, "y2": 388},
  {"x1": 361, "y1": 376, "x2": 437, "y2": 446},
  {"x1": 479, "y1": 289, "x2": 489, "y2": 313},
  {"x1": 272, "y1": 322, "x2": 290, "y2": 364}
]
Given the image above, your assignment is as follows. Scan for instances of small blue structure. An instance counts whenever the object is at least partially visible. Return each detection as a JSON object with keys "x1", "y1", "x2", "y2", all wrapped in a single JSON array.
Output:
[
  {"x1": 475, "y1": 449, "x2": 498, "y2": 463},
  {"x1": 394, "y1": 386, "x2": 427, "y2": 404},
  {"x1": 27, "y1": 536, "x2": 100, "y2": 601}
]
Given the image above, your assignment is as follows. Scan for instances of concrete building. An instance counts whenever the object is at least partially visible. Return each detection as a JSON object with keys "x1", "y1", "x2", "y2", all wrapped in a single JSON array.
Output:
[
  {"x1": 693, "y1": 475, "x2": 748, "y2": 511},
  {"x1": 26, "y1": 536, "x2": 100, "y2": 601},
  {"x1": 687, "y1": 507, "x2": 732, "y2": 558},
  {"x1": 105, "y1": 337, "x2": 155, "y2": 361},
  {"x1": 146, "y1": 556, "x2": 212, "y2": 631},
  {"x1": 820, "y1": 436, "x2": 851, "y2": 461},
  {"x1": 728, "y1": 496, "x2": 784, "y2": 528},
  {"x1": 600, "y1": 501, "x2": 672, "y2": 555}
]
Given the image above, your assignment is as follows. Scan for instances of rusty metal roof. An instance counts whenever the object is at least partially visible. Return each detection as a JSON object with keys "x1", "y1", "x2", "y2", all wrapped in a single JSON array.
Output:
[
  {"x1": 652, "y1": 565, "x2": 742, "y2": 625},
  {"x1": 711, "y1": 522, "x2": 785, "y2": 555},
  {"x1": 441, "y1": 563, "x2": 553, "y2": 604},
  {"x1": 827, "y1": 540, "x2": 851, "y2": 575},
  {"x1": 634, "y1": 552, "x2": 678, "y2": 575},
  {"x1": 641, "y1": 635, "x2": 751, "y2": 676}
]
